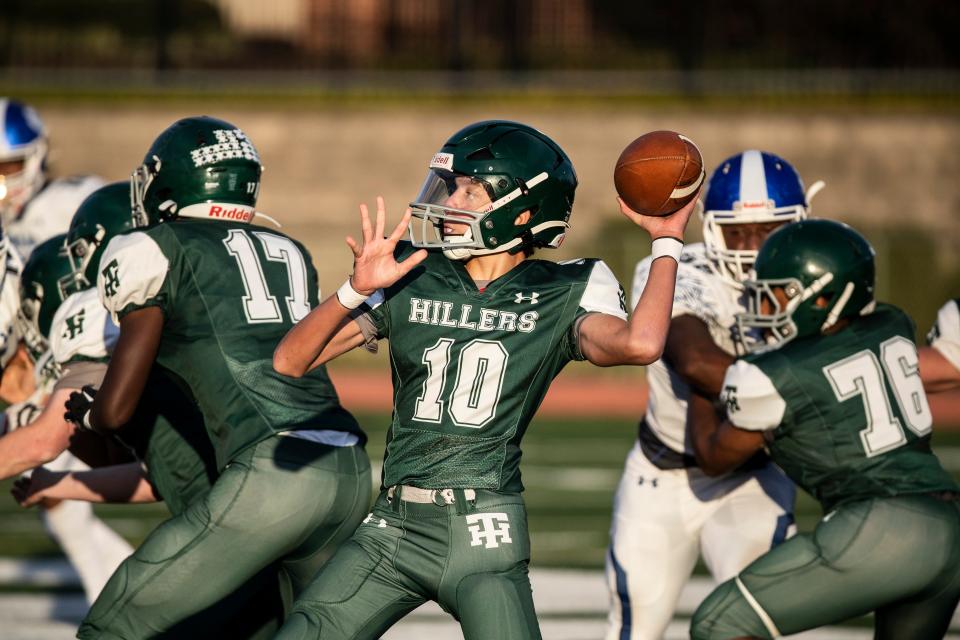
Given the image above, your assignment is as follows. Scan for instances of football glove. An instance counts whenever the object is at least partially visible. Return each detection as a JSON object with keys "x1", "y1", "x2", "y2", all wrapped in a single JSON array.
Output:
[{"x1": 64, "y1": 385, "x2": 98, "y2": 431}]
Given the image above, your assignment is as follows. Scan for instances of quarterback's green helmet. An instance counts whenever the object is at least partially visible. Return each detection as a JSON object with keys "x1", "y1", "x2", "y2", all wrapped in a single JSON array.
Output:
[
  {"x1": 737, "y1": 219, "x2": 876, "y2": 351},
  {"x1": 61, "y1": 182, "x2": 136, "y2": 297},
  {"x1": 131, "y1": 116, "x2": 262, "y2": 227},
  {"x1": 16, "y1": 234, "x2": 72, "y2": 363},
  {"x1": 409, "y1": 120, "x2": 577, "y2": 260}
]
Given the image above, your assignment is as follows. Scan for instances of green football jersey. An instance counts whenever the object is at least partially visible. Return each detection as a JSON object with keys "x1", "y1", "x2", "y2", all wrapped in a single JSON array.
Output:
[
  {"x1": 118, "y1": 367, "x2": 218, "y2": 515},
  {"x1": 97, "y1": 218, "x2": 363, "y2": 469},
  {"x1": 722, "y1": 303, "x2": 958, "y2": 512},
  {"x1": 363, "y1": 243, "x2": 627, "y2": 492}
]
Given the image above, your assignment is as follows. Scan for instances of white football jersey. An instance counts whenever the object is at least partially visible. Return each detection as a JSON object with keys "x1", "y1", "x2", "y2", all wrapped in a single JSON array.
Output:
[
  {"x1": 7, "y1": 175, "x2": 105, "y2": 260},
  {"x1": 49, "y1": 287, "x2": 119, "y2": 367},
  {"x1": 631, "y1": 242, "x2": 745, "y2": 454},
  {"x1": 929, "y1": 299, "x2": 960, "y2": 371},
  {"x1": 0, "y1": 242, "x2": 23, "y2": 368}
]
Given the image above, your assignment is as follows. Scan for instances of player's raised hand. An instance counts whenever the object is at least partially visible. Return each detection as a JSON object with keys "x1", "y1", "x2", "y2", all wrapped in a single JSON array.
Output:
[
  {"x1": 617, "y1": 188, "x2": 700, "y2": 241},
  {"x1": 346, "y1": 197, "x2": 428, "y2": 295}
]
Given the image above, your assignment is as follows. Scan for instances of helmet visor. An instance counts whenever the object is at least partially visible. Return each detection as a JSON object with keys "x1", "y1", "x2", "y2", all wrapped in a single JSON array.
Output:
[{"x1": 408, "y1": 170, "x2": 495, "y2": 250}]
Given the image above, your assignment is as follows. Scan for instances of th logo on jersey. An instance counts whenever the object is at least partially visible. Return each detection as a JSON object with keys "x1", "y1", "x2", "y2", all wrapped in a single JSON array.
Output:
[
  {"x1": 466, "y1": 512, "x2": 512, "y2": 549},
  {"x1": 101, "y1": 259, "x2": 121, "y2": 298},
  {"x1": 62, "y1": 308, "x2": 86, "y2": 340},
  {"x1": 721, "y1": 384, "x2": 741, "y2": 414}
]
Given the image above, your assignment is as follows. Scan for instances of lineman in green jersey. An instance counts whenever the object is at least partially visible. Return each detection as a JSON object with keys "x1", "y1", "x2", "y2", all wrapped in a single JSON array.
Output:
[
  {"x1": 64, "y1": 116, "x2": 371, "y2": 639},
  {"x1": 921, "y1": 298, "x2": 960, "y2": 392},
  {"x1": 687, "y1": 219, "x2": 960, "y2": 640},
  {"x1": 273, "y1": 121, "x2": 698, "y2": 639}
]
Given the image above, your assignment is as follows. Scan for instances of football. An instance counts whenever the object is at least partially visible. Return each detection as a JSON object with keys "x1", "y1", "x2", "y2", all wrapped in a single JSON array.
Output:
[{"x1": 614, "y1": 130, "x2": 705, "y2": 216}]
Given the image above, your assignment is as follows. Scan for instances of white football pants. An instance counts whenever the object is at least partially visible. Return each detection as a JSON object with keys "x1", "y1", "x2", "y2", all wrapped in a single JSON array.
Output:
[
  {"x1": 604, "y1": 442, "x2": 796, "y2": 640},
  {"x1": 39, "y1": 451, "x2": 134, "y2": 605}
]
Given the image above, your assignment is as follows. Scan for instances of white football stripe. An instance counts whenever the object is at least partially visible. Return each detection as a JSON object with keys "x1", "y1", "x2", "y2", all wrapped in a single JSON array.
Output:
[
  {"x1": 738, "y1": 149, "x2": 768, "y2": 204},
  {"x1": 670, "y1": 168, "x2": 705, "y2": 199}
]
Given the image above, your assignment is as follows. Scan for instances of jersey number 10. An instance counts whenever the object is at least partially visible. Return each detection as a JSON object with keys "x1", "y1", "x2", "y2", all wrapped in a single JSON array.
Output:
[{"x1": 823, "y1": 336, "x2": 933, "y2": 457}]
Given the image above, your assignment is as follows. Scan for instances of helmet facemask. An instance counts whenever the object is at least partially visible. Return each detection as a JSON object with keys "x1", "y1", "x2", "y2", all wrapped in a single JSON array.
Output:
[
  {"x1": 60, "y1": 224, "x2": 105, "y2": 297},
  {"x1": 409, "y1": 166, "x2": 561, "y2": 261},
  {"x1": 15, "y1": 287, "x2": 49, "y2": 365},
  {"x1": 701, "y1": 203, "x2": 807, "y2": 288},
  {"x1": 0, "y1": 137, "x2": 48, "y2": 225},
  {"x1": 131, "y1": 155, "x2": 162, "y2": 227}
]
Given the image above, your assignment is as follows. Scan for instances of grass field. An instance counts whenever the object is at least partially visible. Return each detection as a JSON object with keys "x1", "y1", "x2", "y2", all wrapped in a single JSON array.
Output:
[
  {"x1": 1, "y1": 412, "x2": 959, "y2": 637},
  {"x1": 3, "y1": 412, "x2": 959, "y2": 569}
]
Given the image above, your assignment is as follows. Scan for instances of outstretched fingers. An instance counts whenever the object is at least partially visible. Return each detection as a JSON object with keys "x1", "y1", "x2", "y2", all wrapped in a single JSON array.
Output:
[
  {"x1": 345, "y1": 235, "x2": 362, "y2": 258},
  {"x1": 359, "y1": 203, "x2": 373, "y2": 244},
  {"x1": 374, "y1": 196, "x2": 387, "y2": 239},
  {"x1": 397, "y1": 249, "x2": 429, "y2": 275},
  {"x1": 388, "y1": 208, "x2": 413, "y2": 243}
]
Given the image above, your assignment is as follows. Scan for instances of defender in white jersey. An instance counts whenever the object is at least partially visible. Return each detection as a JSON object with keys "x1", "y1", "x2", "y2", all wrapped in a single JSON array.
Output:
[
  {"x1": 605, "y1": 151, "x2": 824, "y2": 640},
  {"x1": 920, "y1": 298, "x2": 960, "y2": 393},
  {"x1": 0, "y1": 98, "x2": 104, "y2": 258}
]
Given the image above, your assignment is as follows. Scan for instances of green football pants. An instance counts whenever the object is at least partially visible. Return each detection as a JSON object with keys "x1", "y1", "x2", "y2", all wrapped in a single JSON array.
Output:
[
  {"x1": 275, "y1": 488, "x2": 542, "y2": 640},
  {"x1": 690, "y1": 494, "x2": 960, "y2": 640},
  {"x1": 77, "y1": 436, "x2": 372, "y2": 640}
]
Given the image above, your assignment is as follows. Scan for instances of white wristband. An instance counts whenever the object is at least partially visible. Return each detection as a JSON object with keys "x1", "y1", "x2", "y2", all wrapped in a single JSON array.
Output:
[
  {"x1": 651, "y1": 237, "x2": 683, "y2": 263},
  {"x1": 336, "y1": 278, "x2": 369, "y2": 310}
]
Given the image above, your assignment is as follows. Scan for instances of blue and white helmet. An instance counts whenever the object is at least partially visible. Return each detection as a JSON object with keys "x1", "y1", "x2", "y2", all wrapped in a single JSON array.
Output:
[
  {"x1": 0, "y1": 99, "x2": 48, "y2": 225},
  {"x1": 701, "y1": 150, "x2": 824, "y2": 287}
]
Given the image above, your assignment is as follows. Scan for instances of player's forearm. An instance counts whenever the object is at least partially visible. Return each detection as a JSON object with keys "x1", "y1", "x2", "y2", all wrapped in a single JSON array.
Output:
[
  {"x1": 663, "y1": 316, "x2": 734, "y2": 397},
  {"x1": 275, "y1": 294, "x2": 354, "y2": 376},
  {"x1": 0, "y1": 401, "x2": 74, "y2": 480},
  {"x1": 26, "y1": 463, "x2": 156, "y2": 504},
  {"x1": 91, "y1": 308, "x2": 164, "y2": 432},
  {"x1": 622, "y1": 256, "x2": 678, "y2": 364},
  {"x1": 688, "y1": 391, "x2": 735, "y2": 476},
  {"x1": 919, "y1": 346, "x2": 960, "y2": 393}
]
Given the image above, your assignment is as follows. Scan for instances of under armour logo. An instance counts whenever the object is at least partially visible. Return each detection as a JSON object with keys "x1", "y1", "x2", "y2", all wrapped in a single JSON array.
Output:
[
  {"x1": 362, "y1": 512, "x2": 387, "y2": 528},
  {"x1": 101, "y1": 260, "x2": 121, "y2": 298},
  {"x1": 721, "y1": 385, "x2": 741, "y2": 414},
  {"x1": 466, "y1": 512, "x2": 512, "y2": 549},
  {"x1": 514, "y1": 292, "x2": 539, "y2": 304},
  {"x1": 63, "y1": 308, "x2": 86, "y2": 340}
]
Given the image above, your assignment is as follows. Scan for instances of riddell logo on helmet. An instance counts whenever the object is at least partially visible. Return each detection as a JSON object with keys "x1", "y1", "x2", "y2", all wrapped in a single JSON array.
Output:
[
  {"x1": 207, "y1": 205, "x2": 253, "y2": 222},
  {"x1": 429, "y1": 152, "x2": 455, "y2": 171}
]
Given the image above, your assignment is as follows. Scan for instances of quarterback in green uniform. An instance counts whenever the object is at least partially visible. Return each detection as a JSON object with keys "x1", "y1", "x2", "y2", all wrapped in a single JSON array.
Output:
[
  {"x1": 273, "y1": 120, "x2": 697, "y2": 639},
  {"x1": 66, "y1": 116, "x2": 371, "y2": 639},
  {"x1": 687, "y1": 219, "x2": 960, "y2": 639}
]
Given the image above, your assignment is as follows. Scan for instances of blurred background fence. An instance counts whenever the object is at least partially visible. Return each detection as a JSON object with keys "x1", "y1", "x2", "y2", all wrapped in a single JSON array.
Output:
[{"x1": 1, "y1": 0, "x2": 957, "y2": 337}]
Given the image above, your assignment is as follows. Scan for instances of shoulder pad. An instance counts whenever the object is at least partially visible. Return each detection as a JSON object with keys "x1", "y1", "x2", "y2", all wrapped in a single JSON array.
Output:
[
  {"x1": 98, "y1": 230, "x2": 170, "y2": 323},
  {"x1": 50, "y1": 289, "x2": 118, "y2": 365}
]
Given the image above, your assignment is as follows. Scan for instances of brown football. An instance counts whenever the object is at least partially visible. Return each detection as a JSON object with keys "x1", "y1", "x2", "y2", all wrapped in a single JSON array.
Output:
[{"x1": 614, "y1": 130, "x2": 705, "y2": 216}]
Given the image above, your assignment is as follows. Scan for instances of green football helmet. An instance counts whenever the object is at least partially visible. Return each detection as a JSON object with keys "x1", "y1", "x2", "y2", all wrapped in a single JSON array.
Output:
[
  {"x1": 737, "y1": 219, "x2": 876, "y2": 352},
  {"x1": 409, "y1": 120, "x2": 577, "y2": 260},
  {"x1": 131, "y1": 116, "x2": 262, "y2": 227},
  {"x1": 60, "y1": 182, "x2": 136, "y2": 297},
  {"x1": 16, "y1": 234, "x2": 72, "y2": 364}
]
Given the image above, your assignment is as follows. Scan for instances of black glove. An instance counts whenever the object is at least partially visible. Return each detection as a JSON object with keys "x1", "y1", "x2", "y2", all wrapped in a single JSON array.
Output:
[{"x1": 64, "y1": 385, "x2": 98, "y2": 431}]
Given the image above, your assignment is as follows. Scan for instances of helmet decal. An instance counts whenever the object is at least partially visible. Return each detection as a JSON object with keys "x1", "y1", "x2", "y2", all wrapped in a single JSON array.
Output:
[{"x1": 189, "y1": 129, "x2": 260, "y2": 168}]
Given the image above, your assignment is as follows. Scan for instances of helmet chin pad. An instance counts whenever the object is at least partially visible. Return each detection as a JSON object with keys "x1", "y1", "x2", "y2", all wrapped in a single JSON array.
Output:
[{"x1": 441, "y1": 229, "x2": 477, "y2": 261}]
